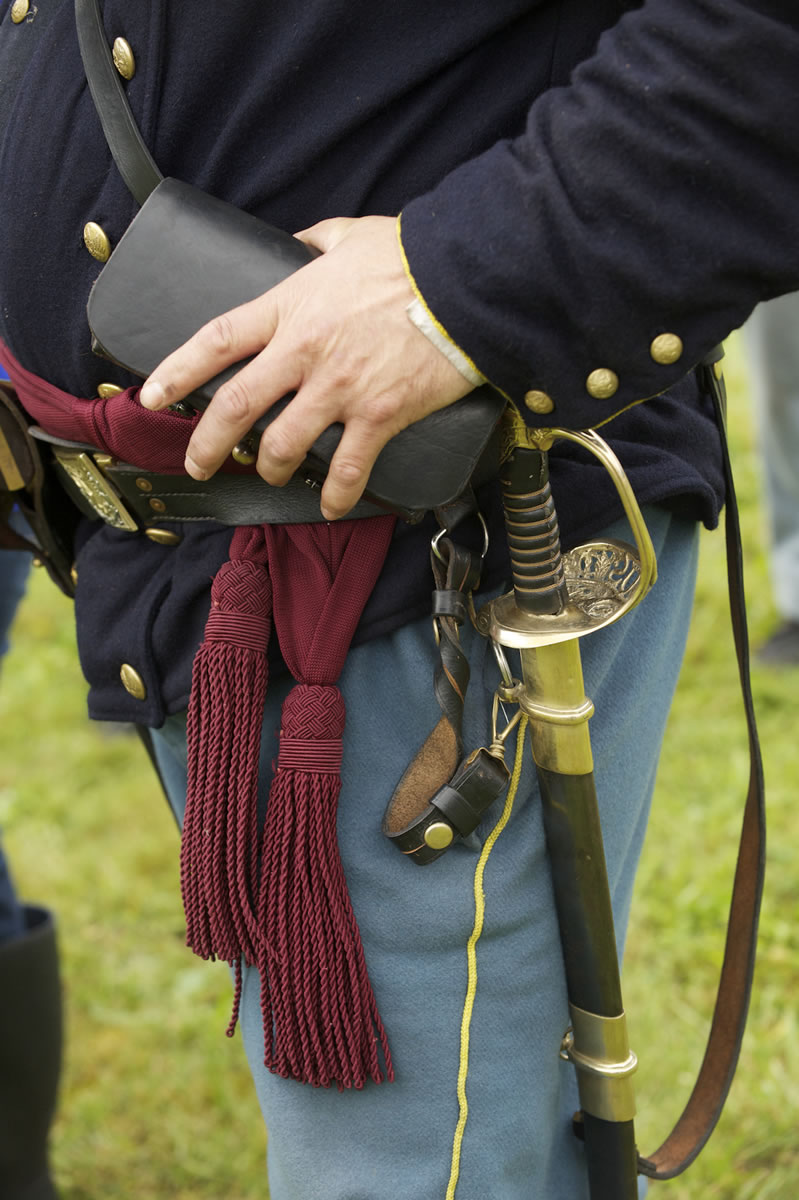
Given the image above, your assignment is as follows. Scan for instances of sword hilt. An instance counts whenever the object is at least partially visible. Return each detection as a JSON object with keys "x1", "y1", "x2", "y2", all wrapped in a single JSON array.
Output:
[{"x1": 500, "y1": 446, "x2": 570, "y2": 615}]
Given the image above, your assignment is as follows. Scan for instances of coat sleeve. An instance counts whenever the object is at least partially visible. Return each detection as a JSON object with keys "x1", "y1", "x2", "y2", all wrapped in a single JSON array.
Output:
[{"x1": 398, "y1": 0, "x2": 799, "y2": 428}]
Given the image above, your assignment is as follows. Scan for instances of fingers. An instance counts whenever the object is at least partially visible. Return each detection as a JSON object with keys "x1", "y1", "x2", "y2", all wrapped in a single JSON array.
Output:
[
  {"x1": 139, "y1": 293, "x2": 281, "y2": 412},
  {"x1": 135, "y1": 213, "x2": 471, "y2": 513},
  {"x1": 258, "y1": 393, "x2": 399, "y2": 520},
  {"x1": 182, "y1": 346, "x2": 300, "y2": 479}
]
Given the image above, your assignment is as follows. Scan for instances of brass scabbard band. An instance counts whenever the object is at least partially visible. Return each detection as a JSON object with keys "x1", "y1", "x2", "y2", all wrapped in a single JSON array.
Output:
[{"x1": 560, "y1": 1004, "x2": 638, "y2": 1123}]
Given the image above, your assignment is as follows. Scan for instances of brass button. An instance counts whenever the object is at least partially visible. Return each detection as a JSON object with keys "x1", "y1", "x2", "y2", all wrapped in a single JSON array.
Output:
[
  {"x1": 10, "y1": 0, "x2": 29, "y2": 23},
  {"x1": 120, "y1": 664, "x2": 147, "y2": 700},
  {"x1": 424, "y1": 822, "x2": 454, "y2": 851},
  {"x1": 523, "y1": 389, "x2": 555, "y2": 416},
  {"x1": 83, "y1": 222, "x2": 112, "y2": 262},
  {"x1": 97, "y1": 382, "x2": 124, "y2": 399},
  {"x1": 70, "y1": 564, "x2": 79, "y2": 587},
  {"x1": 135, "y1": 477, "x2": 153, "y2": 493},
  {"x1": 144, "y1": 527, "x2": 182, "y2": 546},
  {"x1": 586, "y1": 368, "x2": 619, "y2": 400},
  {"x1": 149, "y1": 498, "x2": 167, "y2": 513},
  {"x1": 111, "y1": 37, "x2": 136, "y2": 81},
  {"x1": 650, "y1": 333, "x2": 683, "y2": 365},
  {"x1": 232, "y1": 438, "x2": 258, "y2": 466}
]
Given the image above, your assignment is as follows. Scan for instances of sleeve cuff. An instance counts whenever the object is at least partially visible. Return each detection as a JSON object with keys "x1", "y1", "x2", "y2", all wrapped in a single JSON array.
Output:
[{"x1": 397, "y1": 214, "x2": 489, "y2": 391}]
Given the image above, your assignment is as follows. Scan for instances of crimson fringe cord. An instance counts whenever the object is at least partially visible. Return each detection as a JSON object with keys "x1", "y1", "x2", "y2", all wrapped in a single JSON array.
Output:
[
  {"x1": 182, "y1": 535, "x2": 273, "y2": 1003},
  {"x1": 256, "y1": 683, "x2": 393, "y2": 1089}
]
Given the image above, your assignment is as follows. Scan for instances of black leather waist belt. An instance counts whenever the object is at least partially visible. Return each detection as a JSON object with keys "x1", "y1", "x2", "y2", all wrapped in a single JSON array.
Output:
[{"x1": 31, "y1": 427, "x2": 386, "y2": 535}]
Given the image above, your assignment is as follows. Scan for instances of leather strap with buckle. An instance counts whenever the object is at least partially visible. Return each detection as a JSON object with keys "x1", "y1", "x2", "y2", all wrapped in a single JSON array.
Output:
[{"x1": 33, "y1": 428, "x2": 386, "y2": 531}]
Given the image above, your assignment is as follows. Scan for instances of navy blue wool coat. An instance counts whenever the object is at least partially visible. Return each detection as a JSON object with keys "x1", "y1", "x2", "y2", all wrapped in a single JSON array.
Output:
[{"x1": 1, "y1": 0, "x2": 798, "y2": 723}]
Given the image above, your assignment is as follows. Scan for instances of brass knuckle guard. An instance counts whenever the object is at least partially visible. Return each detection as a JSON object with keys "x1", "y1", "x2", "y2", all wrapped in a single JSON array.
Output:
[{"x1": 481, "y1": 423, "x2": 657, "y2": 650}]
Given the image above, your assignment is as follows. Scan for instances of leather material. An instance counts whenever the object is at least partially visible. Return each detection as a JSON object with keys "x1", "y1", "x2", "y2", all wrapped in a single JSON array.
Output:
[
  {"x1": 383, "y1": 531, "x2": 491, "y2": 863},
  {"x1": 29, "y1": 426, "x2": 386, "y2": 527},
  {"x1": 0, "y1": 388, "x2": 78, "y2": 596},
  {"x1": 0, "y1": 907, "x2": 62, "y2": 1200},
  {"x1": 636, "y1": 360, "x2": 766, "y2": 1180},
  {"x1": 86, "y1": 178, "x2": 505, "y2": 518},
  {"x1": 74, "y1": 0, "x2": 162, "y2": 204},
  {"x1": 382, "y1": 748, "x2": 510, "y2": 865}
]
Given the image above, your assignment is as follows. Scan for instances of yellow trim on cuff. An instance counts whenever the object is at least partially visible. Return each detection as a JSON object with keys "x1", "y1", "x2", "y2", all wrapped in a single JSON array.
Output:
[{"x1": 396, "y1": 212, "x2": 508, "y2": 397}]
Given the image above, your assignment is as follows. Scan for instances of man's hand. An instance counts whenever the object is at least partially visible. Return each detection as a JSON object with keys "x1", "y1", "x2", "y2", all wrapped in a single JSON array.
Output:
[{"x1": 139, "y1": 215, "x2": 474, "y2": 519}]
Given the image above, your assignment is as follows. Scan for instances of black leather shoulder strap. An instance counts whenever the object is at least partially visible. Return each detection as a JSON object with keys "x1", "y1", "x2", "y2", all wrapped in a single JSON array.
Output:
[{"x1": 74, "y1": 0, "x2": 163, "y2": 205}]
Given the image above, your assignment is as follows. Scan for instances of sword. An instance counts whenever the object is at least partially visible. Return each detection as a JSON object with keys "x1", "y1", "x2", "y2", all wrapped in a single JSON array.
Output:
[{"x1": 478, "y1": 415, "x2": 657, "y2": 1199}]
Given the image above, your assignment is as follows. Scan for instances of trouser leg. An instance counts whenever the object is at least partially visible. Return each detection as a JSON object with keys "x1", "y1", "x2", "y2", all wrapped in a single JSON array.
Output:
[
  {"x1": 150, "y1": 506, "x2": 698, "y2": 1200},
  {"x1": 0, "y1": 513, "x2": 60, "y2": 1198},
  {"x1": 0, "y1": 906, "x2": 62, "y2": 1200}
]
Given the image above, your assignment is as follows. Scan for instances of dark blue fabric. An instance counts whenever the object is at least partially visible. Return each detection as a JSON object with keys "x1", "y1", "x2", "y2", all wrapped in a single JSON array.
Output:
[
  {"x1": 1, "y1": 0, "x2": 789, "y2": 723},
  {"x1": 401, "y1": 0, "x2": 799, "y2": 418}
]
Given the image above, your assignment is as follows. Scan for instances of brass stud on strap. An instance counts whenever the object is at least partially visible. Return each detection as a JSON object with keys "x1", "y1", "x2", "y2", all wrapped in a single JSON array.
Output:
[
  {"x1": 524, "y1": 389, "x2": 555, "y2": 415},
  {"x1": 111, "y1": 37, "x2": 136, "y2": 81},
  {"x1": 120, "y1": 663, "x2": 147, "y2": 700},
  {"x1": 649, "y1": 333, "x2": 683, "y2": 365},
  {"x1": 135, "y1": 477, "x2": 153, "y2": 493},
  {"x1": 144, "y1": 527, "x2": 182, "y2": 546},
  {"x1": 232, "y1": 438, "x2": 258, "y2": 466},
  {"x1": 83, "y1": 222, "x2": 112, "y2": 262},
  {"x1": 97, "y1": 382, "x2": 124, "y2": 399},
  {"x1": 585, "y1": 368, "x2": 619, "y2": 400},
  {"x1": 149, "y1": 498, "x2": 167, "y2": 513},
  {"x1": 10, "y1": 0, "x2": 30, "y2": 24},
  {"x1": 168, "y1": 401, "x2": 196, "y2": 418},
  {"x1": 424, "y1": 822, "x2": 454, "y2": 850}
]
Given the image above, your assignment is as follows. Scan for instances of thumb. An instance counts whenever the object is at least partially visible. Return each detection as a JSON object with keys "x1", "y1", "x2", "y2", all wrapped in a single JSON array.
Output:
[{"x1": 293, "y1": 216, "x2": 359, "y2": 253}]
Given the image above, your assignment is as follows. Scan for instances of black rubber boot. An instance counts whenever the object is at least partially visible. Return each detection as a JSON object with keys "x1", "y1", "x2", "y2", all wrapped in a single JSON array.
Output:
[{"x1": 0, "y1": 906, "x2": 62, "y2": 1200}]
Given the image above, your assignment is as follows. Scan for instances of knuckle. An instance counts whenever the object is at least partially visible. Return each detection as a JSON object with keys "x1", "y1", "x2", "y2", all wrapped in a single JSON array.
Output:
[
  {"x1": 324, "y1": 359, "x2": 360, "y2": 392},
  {"x1": 262, "y1": 425, "x2": 300, "y2": 466},
  {"x1": 203, "y1": 312, "x2": 239, "y2": 358},
  {"x1": 214, "y1": 377, "x2": 253, "y2": 425},
  {"x1": 186, "y1": 433, "x2": 216, "y2": 471},
  {"x1": 362, "y1": 391, "x2": 402, "y2": 427},
  {"x1": 330, "y1": 455, "x2": 366, "y2": 487}
]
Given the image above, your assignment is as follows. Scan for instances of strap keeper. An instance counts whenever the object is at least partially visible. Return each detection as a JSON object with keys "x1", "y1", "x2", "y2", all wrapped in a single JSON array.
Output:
[{"x1": 432, "y1": 588, "x2": 468, "y2": 624}]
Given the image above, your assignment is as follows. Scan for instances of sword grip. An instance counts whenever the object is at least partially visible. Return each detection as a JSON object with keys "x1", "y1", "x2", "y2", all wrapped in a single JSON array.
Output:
[{"x1": 500, "y1": 447, "x2": 569, "y2": 615}]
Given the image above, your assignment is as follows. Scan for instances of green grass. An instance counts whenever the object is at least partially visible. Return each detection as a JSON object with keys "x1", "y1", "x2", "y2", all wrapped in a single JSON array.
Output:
[{"x1": 1, "y1": 332, "x2": 797, "y2": 1197}]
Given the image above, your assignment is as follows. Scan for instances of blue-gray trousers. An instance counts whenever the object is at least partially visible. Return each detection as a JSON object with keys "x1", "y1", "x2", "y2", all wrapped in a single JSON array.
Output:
[{"x1": 151, "y1": 507, "x2": 698, "y2": 1200}]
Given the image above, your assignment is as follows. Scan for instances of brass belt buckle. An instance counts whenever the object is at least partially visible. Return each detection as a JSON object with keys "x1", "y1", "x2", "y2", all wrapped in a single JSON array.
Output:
[{"x1": 52, "y1": 447, "x2": 138, "y2": 531}]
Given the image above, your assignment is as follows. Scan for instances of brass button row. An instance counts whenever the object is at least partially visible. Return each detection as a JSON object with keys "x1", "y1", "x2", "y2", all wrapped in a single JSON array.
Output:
[
  {"x1": 525, "y1": 332, "x2": 684, "y2": 414},
  {"x1": 583, "y1": 334, "x2": 683, "y2": 401},
  {"x1": 82, "y1": 36, "x2": 135, "y2": 262}
]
